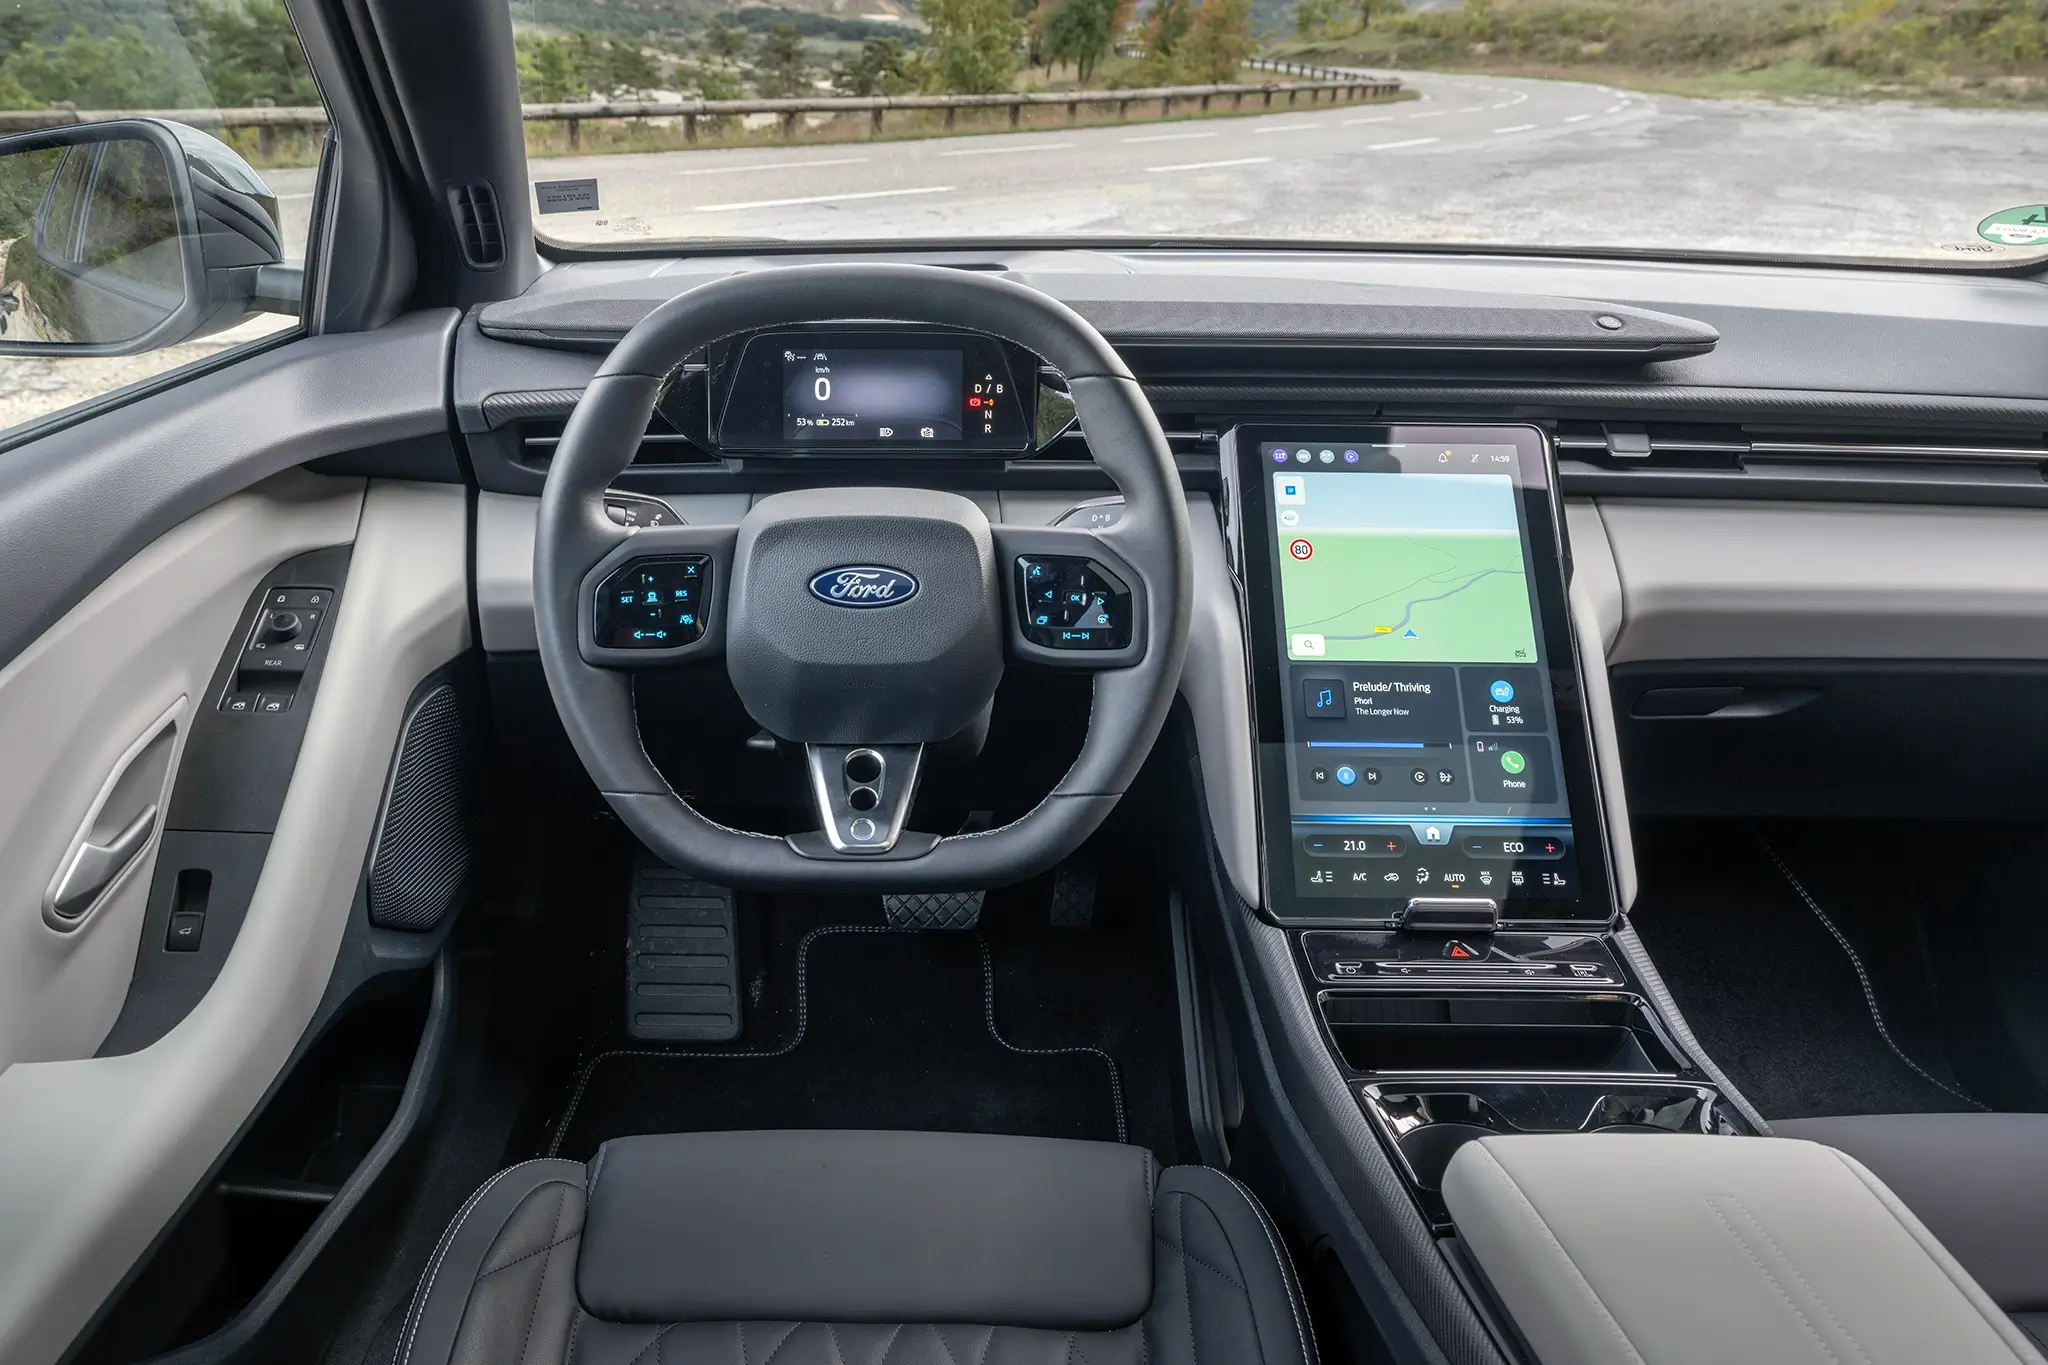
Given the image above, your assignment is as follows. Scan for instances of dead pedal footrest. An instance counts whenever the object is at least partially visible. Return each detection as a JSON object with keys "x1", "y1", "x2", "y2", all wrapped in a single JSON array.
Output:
[
  {"x1": 883, "y1": 890, "x2": 985, "y2": 931},
  {"x1": 626, "y1": 858, "x2": 740, "y2": 1041}
]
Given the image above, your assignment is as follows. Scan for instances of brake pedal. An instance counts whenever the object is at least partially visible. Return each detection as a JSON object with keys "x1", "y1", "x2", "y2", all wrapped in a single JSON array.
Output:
[
  {"x1": 883, "y1": 890, "x2": 985, "y2": 931},
  {"x1": 626, "y1": 858, "x2": 740, "y2": 1041}
]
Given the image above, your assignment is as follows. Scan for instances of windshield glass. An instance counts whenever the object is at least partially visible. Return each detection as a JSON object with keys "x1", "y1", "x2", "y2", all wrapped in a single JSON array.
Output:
[{"x1": 511, "y1": 0, "x2": 2048, "y2": 264}]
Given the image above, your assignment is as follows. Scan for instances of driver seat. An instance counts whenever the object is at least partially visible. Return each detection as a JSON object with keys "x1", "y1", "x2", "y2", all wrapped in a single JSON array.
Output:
[{"x1": 394, "y1": 1129, "x2": 1316, "y2": 1365}]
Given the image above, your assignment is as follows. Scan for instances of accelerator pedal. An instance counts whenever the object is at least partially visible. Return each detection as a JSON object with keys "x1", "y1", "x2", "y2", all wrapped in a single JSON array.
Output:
[
  {"x1": 1049, "y1": 852, "x2": 1098, "y2": 929},
  {"x1": 626, "y1": 857, "x2": 741, "y2": 1042},
  {"x1": 883, "y1": 890, "x2": 986, "y2": 931}
]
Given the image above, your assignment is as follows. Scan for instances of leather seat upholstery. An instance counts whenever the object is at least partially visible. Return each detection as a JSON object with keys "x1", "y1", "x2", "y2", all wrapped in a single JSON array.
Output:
[
  {"x1": 1776, "y1": 1113, "x2": 2048, "y2": 1352},
  {"x1": 395, "y1": 1130, "x2": 1317, "y2": 1365}
]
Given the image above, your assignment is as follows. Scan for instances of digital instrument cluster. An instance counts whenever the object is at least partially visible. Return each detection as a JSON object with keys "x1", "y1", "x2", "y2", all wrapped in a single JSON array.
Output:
[{"x1": 715, "y1": 329, "x2": 1033, "y2": 455}]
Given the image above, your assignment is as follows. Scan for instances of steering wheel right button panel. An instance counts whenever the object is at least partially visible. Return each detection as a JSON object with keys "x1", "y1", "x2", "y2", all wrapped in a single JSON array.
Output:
[{"x1": 1016, "y1": 556, "x2": 1133, "y2": 650}]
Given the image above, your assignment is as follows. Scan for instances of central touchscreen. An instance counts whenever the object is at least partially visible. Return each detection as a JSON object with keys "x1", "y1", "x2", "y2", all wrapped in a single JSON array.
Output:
[{"x1": 1234, "y1": 427, "x2": 1608, "y2": 923}]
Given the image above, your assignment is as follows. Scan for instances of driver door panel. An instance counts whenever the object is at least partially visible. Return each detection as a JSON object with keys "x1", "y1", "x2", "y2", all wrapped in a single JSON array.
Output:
[{"x1": 0, "y1": 469, "x2": 362, "y2": 1069}]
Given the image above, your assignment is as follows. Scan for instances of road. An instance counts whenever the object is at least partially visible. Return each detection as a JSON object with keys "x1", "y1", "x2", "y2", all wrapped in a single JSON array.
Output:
[
  {"x1": 10, "y1": 69, "x2": 2047, "y2": 432},
  {"x1": 499, "y1": 69, "x2": 2048, "y2": 260}
]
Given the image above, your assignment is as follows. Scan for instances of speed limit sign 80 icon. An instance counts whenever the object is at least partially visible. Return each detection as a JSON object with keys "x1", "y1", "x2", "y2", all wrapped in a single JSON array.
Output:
[{"x1": 1288, "y1": 539, "x2": 1314, "y2": 560}]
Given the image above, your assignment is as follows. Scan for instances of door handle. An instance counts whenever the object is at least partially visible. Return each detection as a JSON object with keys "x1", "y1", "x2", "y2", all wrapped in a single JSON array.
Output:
[
  {"x1": 49, "y1": 803, "x2": 159, "y2": 921},
  {"x1": 42, "y1": 698, "x2": 183, "y2": 930}
]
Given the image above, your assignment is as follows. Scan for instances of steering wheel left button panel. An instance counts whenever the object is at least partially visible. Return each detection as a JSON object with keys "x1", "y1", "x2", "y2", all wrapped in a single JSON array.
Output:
[{"x1": 596, "y1": 556, "x2": 711, "y2": 649}]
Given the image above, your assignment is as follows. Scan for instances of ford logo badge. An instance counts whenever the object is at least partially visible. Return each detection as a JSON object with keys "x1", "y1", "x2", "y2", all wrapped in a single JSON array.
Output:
[{"x1": 808, "y1": 565, "x2": 920, "y2": 608}]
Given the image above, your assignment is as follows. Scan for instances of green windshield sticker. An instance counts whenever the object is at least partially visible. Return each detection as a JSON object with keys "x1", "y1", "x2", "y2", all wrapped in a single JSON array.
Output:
[{"x1": 1978, "y1": 207, "x2": 2048, "y2": 247}]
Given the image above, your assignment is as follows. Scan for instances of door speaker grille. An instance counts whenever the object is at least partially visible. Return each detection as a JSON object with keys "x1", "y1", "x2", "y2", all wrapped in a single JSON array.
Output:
[{"x1": 367, "y1": 682, "x2": 472, "y2": 932}]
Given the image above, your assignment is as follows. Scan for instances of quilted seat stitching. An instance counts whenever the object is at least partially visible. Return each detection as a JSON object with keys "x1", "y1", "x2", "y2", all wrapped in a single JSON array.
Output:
[
  {"x1": 757, "y1": 1321, "x2": 804, "y2": 1365},
  {"x1": 1151, "y1": 1233, "x2": 1248, "y2": 1293},
  {"x1": 625, "y1": 1322, "x2": 679, "y2": 1365},
  {"x1": 510, "y1": 1186, "x2": 571, "y2": 1365},
  {"x1": 479, "y1": 1229, "x2": 581, "y2": 1280}
]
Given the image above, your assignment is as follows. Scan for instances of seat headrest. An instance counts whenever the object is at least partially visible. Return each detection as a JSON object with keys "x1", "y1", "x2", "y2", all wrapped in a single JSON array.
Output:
[{"x1": 577, "y1": 1129, "x2": 1156, "y2": 1329}]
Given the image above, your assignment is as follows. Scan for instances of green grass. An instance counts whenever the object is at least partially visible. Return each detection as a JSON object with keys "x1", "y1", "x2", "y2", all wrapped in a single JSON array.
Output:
[{"x1": 1273, "y1": 0, "x2": 2048, "y2": 107}]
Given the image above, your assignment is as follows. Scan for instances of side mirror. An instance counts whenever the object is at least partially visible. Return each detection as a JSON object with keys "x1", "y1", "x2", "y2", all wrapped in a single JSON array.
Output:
[{"x1": 0, "y1": 118, "x2": 300, "y2": 357}]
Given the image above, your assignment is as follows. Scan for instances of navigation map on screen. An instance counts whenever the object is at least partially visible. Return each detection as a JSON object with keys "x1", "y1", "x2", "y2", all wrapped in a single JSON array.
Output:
[{"x1": 1275, "y1": 471, "x2": 1537, "y2": 666}]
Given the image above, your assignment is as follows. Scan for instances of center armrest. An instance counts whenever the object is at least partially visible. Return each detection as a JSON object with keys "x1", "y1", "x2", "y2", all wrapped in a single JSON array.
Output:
[{"x1": 1441, "y1": 1133, "x2": 2046, "y2": 1365}]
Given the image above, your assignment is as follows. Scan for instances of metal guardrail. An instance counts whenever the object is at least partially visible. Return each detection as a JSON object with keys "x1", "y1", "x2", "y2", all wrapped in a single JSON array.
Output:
[
  {"x1": 0, "y1": 67, "x2": 1401, "y2": 147},
  {"x1": 1242, "y1": 57, "x2": 1382, "y2": 82}
]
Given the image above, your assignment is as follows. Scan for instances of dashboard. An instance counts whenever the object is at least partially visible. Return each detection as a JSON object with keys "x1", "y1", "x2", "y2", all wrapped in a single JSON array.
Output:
[{"x1": 446, "y1": 244, "x2": 2048, "y2": 921}]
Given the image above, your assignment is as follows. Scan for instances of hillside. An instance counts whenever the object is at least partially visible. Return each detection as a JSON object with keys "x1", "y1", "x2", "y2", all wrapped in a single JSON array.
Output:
[
  {"x1": 1274, "y1": 0, "x2": 2048, "y2": 105},
  {"x1": 510, "y1": 0, "x2": 920, "y2": 40}
]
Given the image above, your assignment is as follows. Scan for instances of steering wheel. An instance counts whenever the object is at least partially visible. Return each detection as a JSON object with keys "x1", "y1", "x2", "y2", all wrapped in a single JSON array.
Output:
[{"x1": 534, "y1": 264, "x2": 1192, "y2": 891}]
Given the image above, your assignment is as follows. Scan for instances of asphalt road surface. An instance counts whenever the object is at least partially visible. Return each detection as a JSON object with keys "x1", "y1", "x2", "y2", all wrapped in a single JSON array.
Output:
[{"x1": 506, "y1": 68, "x2": 2048, "y2": 260}]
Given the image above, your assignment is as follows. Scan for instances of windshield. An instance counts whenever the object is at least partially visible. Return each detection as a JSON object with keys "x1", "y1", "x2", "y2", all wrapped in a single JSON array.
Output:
[{"x1": 511, "y1": 0, "x2": 2048, "y2": 265}]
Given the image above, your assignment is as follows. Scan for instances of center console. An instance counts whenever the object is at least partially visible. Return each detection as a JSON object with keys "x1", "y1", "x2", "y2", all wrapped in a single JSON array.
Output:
[{"x1": 1222, "y1": 425, "x2": 1753, "y2": 1229}]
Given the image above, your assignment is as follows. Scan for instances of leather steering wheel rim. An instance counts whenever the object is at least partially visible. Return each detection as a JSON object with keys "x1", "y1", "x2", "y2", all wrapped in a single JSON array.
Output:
[{"x1": 534, "y1": 263, "x2": 1192, "y2": 892}]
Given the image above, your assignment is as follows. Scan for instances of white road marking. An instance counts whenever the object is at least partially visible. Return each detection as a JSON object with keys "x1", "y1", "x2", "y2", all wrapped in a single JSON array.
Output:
[
  {"x1": 1367, "y1": 137, "x2": 1439, "y2": 150},
  {"x1": 940, "y1": 141, "x2": 1075, "y2": 157},
  {"x1": 1564, "y1": 113, "x2": 1591, "y2": 123},
  {"x1": 674, "y1": 156, "x2": 869, "y2": 177},
  {"x1": 1342, "y1": 115, "x2": 1394, "y2": 125},
  {"x1": 1145, "y1": 155, "x2": 1273, "y2": 172},
  {"x1": 1488, "y1": 101, "x2": 1516, "y2": 110},
  {"x1": 1458, "y1": 105, "x2": 1490, "y2": 113},
  {"x1": 694, "y1": 185, "x2": 952, "y2": 211},
  {"x1": 1253, "y1": 122, "x2": 1323, "y2": 134},
  {"x1": 1122, "y1": 129, "x2": 1216, "y2": 143},
  {"x1": 1605, "y1": 104, "x2": 1625, "y2": 114},
  {"x1": 1496, "y1": 123, "x2": 1537, "y2": 133},
  {"x1": 1410, "y1": 110, "x2": 1445, "y2": 119}
]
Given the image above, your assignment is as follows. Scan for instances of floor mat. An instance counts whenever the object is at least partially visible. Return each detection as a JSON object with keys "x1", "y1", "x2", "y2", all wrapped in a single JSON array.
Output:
[
  {"x1": 547, "y1": 924, "x2": 1127, "y2": 1160},
  {"x1": 1630, "y1": 822, "x2": 1980, "y2": 1121}
]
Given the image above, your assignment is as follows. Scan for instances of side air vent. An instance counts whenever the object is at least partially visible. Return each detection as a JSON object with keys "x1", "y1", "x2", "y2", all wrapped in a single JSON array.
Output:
[
  {"x1": 446, "y1": 183, "x2": 505, "y2": 270},
  {"x1": 1555, "y1": 420, "x2": 2048, "y2": 502},
  {"x1": 515, "y1": 411, "x2": 717, "y2": 467}
]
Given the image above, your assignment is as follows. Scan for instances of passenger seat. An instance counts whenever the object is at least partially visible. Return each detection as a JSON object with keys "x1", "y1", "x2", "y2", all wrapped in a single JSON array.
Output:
[{"x1": 1775, "y1": 1114, "x2": 2048, "y2": 1351}]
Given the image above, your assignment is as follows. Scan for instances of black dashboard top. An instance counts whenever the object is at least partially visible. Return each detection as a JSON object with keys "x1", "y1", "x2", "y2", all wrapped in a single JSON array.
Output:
[{"x1": 446, "y1": 247, "x2": 2048, "y2": 506}]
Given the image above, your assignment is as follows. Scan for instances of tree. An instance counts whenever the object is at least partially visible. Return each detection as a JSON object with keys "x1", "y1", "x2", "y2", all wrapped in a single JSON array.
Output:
[
  {"x1": 918, "y1": 0, "x2": 1024, "y2": 93},
  {"x1": 1182, "y1": 0, "x2": 1253, "y2": 82},
  {"x1": 182, "y1": 0, "x2": 319, "y2": 106},
  {"x1": 1136, "y1": 0, "x2": 1193, "y2": 81},
  {"x1": 755, "y1": 21, "x2": 809, "y2": 97},
  {"x1": 3, "y1": 23, "x2": 205, "y2": 107},
  {"x1": 1292, "y1": 0, "x2": 1339, "y2": 39},
  {"x1": 706, "y1": 22, "x2": 748, "y2": 64},
  {"x1": 1354, "y1": 0, "x2": 1401, "y2": 29},
  {"x1": 1039, "y1": 0, "x2": 1115, "y2": 82},
  {"x1": 514, "y1": 30, "x2": 665, "y2": 102},
  {"x1": 833, "y1": 35, "x2": 915, "y2": 95}
]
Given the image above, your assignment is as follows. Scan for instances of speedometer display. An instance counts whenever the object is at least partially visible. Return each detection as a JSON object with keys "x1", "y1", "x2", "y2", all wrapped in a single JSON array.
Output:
[{"x1": 782, "y1": 347, "x2": 965, "y2": 442}]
